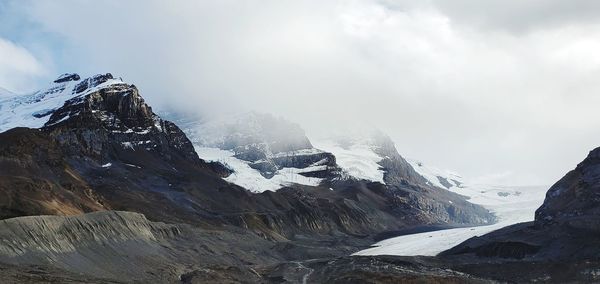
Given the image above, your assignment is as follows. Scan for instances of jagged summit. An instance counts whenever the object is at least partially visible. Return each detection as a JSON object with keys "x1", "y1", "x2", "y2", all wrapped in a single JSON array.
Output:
[
  {"x1": 0, "y1": 73, "x2": 206, "y2": 165},
  {"x1": 53, "y1": 73, "x2": 80, "y2": 83},
  {"x1": 0, "y1": 73, "x2": 125, "y2": 132}
]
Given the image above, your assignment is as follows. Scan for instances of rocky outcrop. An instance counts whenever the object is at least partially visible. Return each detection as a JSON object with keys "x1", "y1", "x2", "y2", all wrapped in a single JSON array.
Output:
[
  {"x1": 53, "y1": 73, "x2": 80, "y2": 83},
  {"x1": 45, "y1": 77, "x2": 199, "y2": 165},
  {"x1": 535, "y1": 147, "x2": 600, "y2": 226}
]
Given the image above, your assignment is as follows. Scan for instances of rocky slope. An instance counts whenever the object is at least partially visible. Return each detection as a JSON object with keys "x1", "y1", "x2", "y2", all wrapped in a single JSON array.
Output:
[{"x1": 0, "y1": 211, "x2": 282, "y2": 283}]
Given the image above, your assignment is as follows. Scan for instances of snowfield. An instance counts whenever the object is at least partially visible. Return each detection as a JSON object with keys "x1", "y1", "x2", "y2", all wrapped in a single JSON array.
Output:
[
  {"x1": 195, "y1": 146, "x2": 323, "y2": 193},
  {"x1": 312, "y1": 140, "x2": 385, "y2": 184},
  {"x1": 354, "y1": 183, "x2": 548, "y2": 256}
]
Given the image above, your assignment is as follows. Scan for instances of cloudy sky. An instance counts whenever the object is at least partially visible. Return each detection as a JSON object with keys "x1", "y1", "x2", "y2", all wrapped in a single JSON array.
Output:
[{"x1": 2, "y1": 0, "x2": 600, "y2": 186}]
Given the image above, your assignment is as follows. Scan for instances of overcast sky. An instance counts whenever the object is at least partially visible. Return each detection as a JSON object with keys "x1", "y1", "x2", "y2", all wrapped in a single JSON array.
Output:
[{"x1": 2, "y1": 0, "x2": 600, "y2": 186}]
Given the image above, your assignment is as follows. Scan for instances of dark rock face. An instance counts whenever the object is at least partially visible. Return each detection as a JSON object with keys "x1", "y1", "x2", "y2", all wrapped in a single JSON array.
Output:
[
  {"x1": 369, "y1": 131, "x2": 429, "y2": 186},
  {"x1": 53, "y1": 73, "x2": 80, "y2": 83},
  {"x1": 250, "y1": 149, "x2": 339, "y2": 179},
  {"x1": 535, "y1": 147, "x2": 600, "y2": 226},
  {"x1": 73, "y1": 73, "x2": 114, "y2": 94},
  {"x1": 437, "y1": 176, "x2": 454, "y2": 189},
  {"x1": 44, "y1": 81, "x2": 202, "y2": 167},
  {"x1": 0, "y1": 127, "x2": 107, "y2": 219}
]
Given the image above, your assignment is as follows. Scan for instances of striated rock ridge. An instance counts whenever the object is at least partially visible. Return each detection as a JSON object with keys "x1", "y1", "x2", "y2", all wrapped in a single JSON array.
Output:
[
  {"x1": 0, "y1": 211, "x2": 281, "y2": 283},
  {"x1": 0, "y1": 211, "x2": 180, "y2": 258},
  {"x1": 0, "y1": 211, "x2": 183, "y2": 281}
]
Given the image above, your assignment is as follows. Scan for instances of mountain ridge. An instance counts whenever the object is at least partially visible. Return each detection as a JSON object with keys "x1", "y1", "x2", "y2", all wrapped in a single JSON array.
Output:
[{"x1": 0, "y1": 72, "x2": 498, "y2": 283}]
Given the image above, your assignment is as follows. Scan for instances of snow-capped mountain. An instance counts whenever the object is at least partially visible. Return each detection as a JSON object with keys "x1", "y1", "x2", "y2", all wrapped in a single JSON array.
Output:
[
  {"x1": 172, "y1": 112, "x2": 340, "y2": 192},
  {"x1": 0, "y1": 73, "x2": 495, "y2": 229},
  {"x1": 173, "y1": 112, "x2": 432, "y2": 193},
  {"x1": 0, "y1": 73, "x2": 125, "y2": 132}
]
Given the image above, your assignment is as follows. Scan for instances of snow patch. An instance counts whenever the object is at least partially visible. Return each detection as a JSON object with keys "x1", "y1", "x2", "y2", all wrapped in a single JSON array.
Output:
[
  {"x1": 125, "y1": 163, "x2": 142, "y2": 168},
  {"x1": 195, "y1": 146, "x2": 323, "y2": 193},
  {"x1": 121, "y1": 142, "x2": 134, "y2": 150},
  {"x1": 407, "y1": 159, "x2": 463, "y2": 190},
  {"x1": 312, "y1": 140, "x2": 384, "y2": 183}
]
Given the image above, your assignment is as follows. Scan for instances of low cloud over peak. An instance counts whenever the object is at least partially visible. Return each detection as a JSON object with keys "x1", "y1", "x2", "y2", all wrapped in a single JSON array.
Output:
[{"x1": 2, "y1": 0, "x2": 600, "y2": 185}]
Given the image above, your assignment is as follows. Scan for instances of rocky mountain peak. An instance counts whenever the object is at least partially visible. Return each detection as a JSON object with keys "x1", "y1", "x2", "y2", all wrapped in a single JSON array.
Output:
[
  {"x1": 45, "y1": 78, "x2": 153, "y2": 129},
  {"x1": 53, "y1": 73, "x2": 81, "y2": 83},
  {"x1": 28, "y1": 73, "x2": 222, "y2": 172}
]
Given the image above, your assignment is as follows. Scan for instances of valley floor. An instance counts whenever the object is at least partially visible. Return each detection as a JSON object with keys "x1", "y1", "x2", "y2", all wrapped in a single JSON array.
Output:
[{"x1": 354, "y1": 184, "x2": 548, "y2": 256}]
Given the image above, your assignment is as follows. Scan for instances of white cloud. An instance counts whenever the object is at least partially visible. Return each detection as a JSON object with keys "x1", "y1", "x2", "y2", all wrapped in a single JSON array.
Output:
[
  {"x1": 7, "y1": 0, "x2": 600, "y2": 185},
  {"x1": 0, "y1": 37, "x2": 45, "y2": 92}
]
